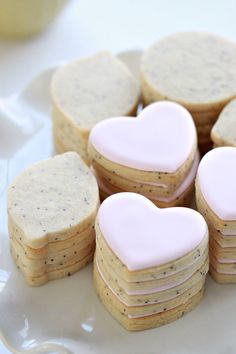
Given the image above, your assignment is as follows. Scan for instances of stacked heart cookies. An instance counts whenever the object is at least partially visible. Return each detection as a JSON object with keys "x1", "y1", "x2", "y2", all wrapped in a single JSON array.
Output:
[
  {"x1": 51, "y1": 51, "x2": 139, "y2": 163},
  {"x1": 94, "y1": 193, "x2": 209, "y2": 331},
  {"x1": 211, "y1": 99, "x2": 236, "y2": 147},
  {"x1": 7, "y1": 152, "x2": 99, "y2": 286},
  {"x1": 88, "y1": 101, "x2": 198, "y2": 208},
  {"x1": 141, "y1": 32, "x2": 236, "y2": 153},
  {"x1": 196, "y1": 147, "x2": 236, "y2": 283}
]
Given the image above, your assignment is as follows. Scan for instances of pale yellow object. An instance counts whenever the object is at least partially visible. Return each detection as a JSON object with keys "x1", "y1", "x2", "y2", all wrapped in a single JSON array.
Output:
[{"x1": 0, "y1": 0, "x2": 68, "y2": 38}]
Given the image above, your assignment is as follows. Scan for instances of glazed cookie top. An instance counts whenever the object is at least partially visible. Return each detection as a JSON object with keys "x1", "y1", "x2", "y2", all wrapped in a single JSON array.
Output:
[
  {"x1": 7, "y1": 152, "x2": 99, "y2": 248},
  {"x1": 89, "y1": 101, "x2": 196, "y2": 173},
  {"x1": 51, "y1": 51, "x2": 139, "y2": 133},
  {"x1": 197, "y1": 147, "x2": 236, "y2": 220},
  {"x1": 97, "y1": 192, "x2": 207, "y2": 271},
  {"x1": 211, "y1": 99, "x2": 236, "y2": 146},
  {"x1": 141, "y1": 32, "x2": 236, "y2": 109}
]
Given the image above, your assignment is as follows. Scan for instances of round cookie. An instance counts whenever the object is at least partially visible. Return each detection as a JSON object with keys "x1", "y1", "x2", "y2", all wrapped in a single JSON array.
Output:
[{"x1": 141, "y1": 32, "x2": 236, "y2": 111}]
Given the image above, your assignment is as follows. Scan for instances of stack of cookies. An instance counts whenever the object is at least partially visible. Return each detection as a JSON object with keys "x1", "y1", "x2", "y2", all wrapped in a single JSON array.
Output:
[
  {"x1": 51, "y1": 51, "x2": 139, "y2": 163},
  {"x1": 88, "y1": 101, "x2": 198, "y2": 208},
  {"x1": 7, "y1": 152, "x2": 99, "y2": 286},
  {"x1": 196, "y1": 147, "x2": 236, "y2": 283},
  {"x1": 141, "y1": 32, "x2": 236, "y2": 154},
  {"x1": 211, "y1": 99, "x2": 236, "y2": 148},
  {"x1": 94, "y1": 192, "x2": 209, "y2": 331}
]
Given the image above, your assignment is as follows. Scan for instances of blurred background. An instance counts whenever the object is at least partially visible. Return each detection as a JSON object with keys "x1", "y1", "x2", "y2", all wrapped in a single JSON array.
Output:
[
  {"x1": 0, "y1": 0, "x2": 236, "y2": 97},
  {"x1": 0, "y1": 0, "x2": 236, "y2": 352}
]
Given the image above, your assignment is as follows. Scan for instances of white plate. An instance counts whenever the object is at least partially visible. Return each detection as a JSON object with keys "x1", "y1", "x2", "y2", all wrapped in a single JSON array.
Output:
[{"x1": 0, "y1": 67, "x2": 236, "y2": 354}]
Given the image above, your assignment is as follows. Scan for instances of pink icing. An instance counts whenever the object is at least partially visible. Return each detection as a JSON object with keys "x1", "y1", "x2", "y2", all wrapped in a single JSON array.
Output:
[
  {"x1": 218, "y1": 258, "x2": 236, "y2": 263},
  {"x1": 197, "y1": 147, "x2": 236, "y2": 221},
  {"x1": 89, "y1": 101, "x2": 196, "y2": 173},
  {"x1": 96, "y1": 152, "x2": 199, "y2": 203},
  {"x1": 97, "y1": 192, "x2": 207, "y2": 271}
]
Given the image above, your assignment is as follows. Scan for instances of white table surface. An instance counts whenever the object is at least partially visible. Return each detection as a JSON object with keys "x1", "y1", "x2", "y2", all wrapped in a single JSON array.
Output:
[{"x1": 1, "y1": 0, "x2": 236, "y2": 352}]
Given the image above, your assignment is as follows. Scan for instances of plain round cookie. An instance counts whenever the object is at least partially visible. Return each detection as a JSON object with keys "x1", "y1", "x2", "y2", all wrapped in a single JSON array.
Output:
[
  {"x1": 141, "y1": 32, "x2": 236, "y2": 111},
  {"x1": 211, "y1": 99, "x2": 236, "y2": 147}
]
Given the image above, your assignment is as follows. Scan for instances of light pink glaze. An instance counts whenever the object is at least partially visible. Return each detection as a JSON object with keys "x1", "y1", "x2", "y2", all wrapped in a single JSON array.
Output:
[
  {"x1": 89, "y1": 101, "x2": 196, "y2": 173},
  {"x1": 98, "y1": 193, "x2": 207, "y2": 271},
  {"x1": 220, "y1": 230, "x2": 236, "y2": 236},
  {"x1": 96, "y1": 152, "x2": 199, "y2": 203},
  {"x1": 197, "y1": 147, "x2": 236, "y2": 221}
]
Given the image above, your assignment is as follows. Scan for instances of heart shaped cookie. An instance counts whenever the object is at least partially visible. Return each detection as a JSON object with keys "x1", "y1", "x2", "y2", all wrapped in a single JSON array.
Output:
[
  {"x1": 89, "y1": 101, "x2": 196, "y2": 173},
  {"x1": 88, "y1": 101, "x2": 198, "y2": 207},
  {"x1": 94, "y1": 192, "x2": 208, "y2": 331},
  {"x1": 197, "y1": 147, "x2": 236, "y2": 222},
  {"x1": 196, "y1": 147, "x2": 236, "y2": 283}
]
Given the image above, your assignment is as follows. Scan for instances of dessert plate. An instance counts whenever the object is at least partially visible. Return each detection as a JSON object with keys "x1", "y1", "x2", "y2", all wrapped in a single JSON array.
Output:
[{"x1": 0, "y1": 65, "x2": 236, "y2": 354}]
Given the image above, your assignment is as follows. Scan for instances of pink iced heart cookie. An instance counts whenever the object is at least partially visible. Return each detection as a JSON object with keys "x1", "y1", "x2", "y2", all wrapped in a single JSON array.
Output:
[
  {"x1": 89, "y1": 101, "x2": 196, "y2": 172},
  {"x1": 88, "y1": 101, "x2": 198, "y2": 208},
  {"x1": 197, "y1": 147, "x2": 236, "y2": 221},
  {"x1": 94, "y1": 192, "x2": 208, "y2": 331},
  {"x1": 98, "y1": 193, "x2": 207, "y2": 270},
  {"x1": 196, "y1": 147, "x2": 236, "y2": 283}
]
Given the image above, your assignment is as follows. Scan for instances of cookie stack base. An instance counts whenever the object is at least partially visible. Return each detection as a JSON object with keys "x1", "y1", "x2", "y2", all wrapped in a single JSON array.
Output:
[
  {"x1": 94, "y1": 218, "x2": 208, "y2": 331},
  {"x1": 9, "y1": 223, "x2": 96, "y2": 286},
  {"x1": 209, "y1": 266, "x2": 236, "y2": 283},
  {"x1": 196, "y1": 182, "x2": 236, "y2": 283},
  {"x1": 94, "y1": 264, "x2": 204, "y2": 331}
]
